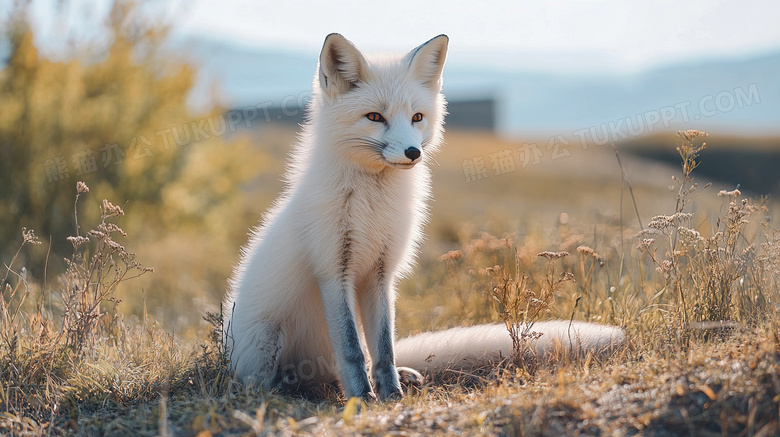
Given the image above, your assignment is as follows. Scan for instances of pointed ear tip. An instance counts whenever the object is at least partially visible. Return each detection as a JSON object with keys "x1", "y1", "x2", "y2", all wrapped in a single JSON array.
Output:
[
  {"x1": 428, "y1": 35, "x2": 449, "y2": 51},
  {"x1": 323, "y1": 33, "x2": 347, "y2": 45},
  {"x1": 320, "y1": 33, "x2": 353, "y2": 60},
  {"x1": 432, "y1": 34, "x2": 449, "y2": 45}
]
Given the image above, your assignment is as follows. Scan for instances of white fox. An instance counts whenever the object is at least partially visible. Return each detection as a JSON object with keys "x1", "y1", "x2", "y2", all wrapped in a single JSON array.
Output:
[{"x1": 224, "y1": 34, "x2": 625, "y2": 401}]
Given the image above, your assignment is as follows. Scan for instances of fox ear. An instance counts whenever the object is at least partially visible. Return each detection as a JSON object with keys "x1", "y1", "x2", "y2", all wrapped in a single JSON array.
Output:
[
  {"x1": 319, "y1": 33, "x2": 369, "y2": 94},
  {"x1": 405, "y1": 34, "x2": 449, "y2": 91}
]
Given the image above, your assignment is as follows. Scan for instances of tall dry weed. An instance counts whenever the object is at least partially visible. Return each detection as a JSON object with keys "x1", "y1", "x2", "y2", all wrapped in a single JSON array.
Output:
[
  {"x1": 0, "y1": 182, "x2": 154, "y2": 429},
  {"x1": 636, "y1": 131, "x2": 773, "y2": 330}
]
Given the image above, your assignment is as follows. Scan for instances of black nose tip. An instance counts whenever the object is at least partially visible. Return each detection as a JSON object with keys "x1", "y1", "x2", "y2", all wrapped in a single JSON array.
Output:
[{"x1": 404, "y1": 147, "x2": 421, "y2": 161}]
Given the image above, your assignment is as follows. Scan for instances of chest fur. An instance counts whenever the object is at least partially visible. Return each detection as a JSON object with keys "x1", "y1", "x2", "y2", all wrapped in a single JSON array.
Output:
[{"x1": 300, "y1": 169, "x2": 420, "y2": 281}]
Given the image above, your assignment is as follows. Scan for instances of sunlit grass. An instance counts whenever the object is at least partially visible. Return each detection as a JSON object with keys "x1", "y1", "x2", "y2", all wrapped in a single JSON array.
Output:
[
  {"x1": 2, "y1": 128, "x2": 779, "y2": 435},
  {"x1": 2, "y1": 2, "x2": 779, "y2": 434}
]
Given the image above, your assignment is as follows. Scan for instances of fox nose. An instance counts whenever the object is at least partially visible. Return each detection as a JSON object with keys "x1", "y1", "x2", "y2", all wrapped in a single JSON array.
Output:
[{"x1": 404, "y1": 147, "x2": 421, "y2": 161}]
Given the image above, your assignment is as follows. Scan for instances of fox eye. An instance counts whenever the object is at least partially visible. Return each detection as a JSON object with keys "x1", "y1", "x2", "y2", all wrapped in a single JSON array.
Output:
[
  {"x1": 412, "y1": 113, "x2": 424, "y2": 123},
  {"x1": 366, "y1": 112, "x2": 385, "y2": 123}
]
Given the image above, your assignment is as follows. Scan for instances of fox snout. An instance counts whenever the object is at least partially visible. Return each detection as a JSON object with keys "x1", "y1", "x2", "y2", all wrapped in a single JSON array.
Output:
[
  {"x1": 382, "y1": 144, "x2": 422, "y2": 169},
  {"x1": 404, "y1": 147, "x2": 421, "y2": 161}
]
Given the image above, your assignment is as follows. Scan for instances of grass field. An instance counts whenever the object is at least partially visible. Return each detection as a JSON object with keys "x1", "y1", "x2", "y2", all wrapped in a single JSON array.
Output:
[{"x1": 2, "y1": 125, "x2": 779, "y2": 436}]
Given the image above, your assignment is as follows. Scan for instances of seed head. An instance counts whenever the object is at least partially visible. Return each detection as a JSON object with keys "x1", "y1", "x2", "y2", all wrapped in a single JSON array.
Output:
[
  {"x1": 76, "y1": 181, "x2": 90, "y2": 194},
  {"x1": 22, "y1": 227, "x2": 41, "y2": 245},
  {"x1": 537, "y1": 251, "x2": 569, "y2": 261}
]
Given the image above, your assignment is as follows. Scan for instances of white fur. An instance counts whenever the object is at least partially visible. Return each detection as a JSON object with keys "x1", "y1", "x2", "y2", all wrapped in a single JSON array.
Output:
[
  {"x1": 225, "y1": 34, "x2": 448, "y2": 400},
  {"x1": 224, "y1": 34, "x2": 625, "y2": 401},
  {"x1": 395, "y1": 321, "x2": 626, "y2": 372}
]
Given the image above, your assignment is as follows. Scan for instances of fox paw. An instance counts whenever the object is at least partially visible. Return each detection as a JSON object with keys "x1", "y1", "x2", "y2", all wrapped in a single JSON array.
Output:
[
  {"x1": 374, "y1": 376, "x2": 402, "y2": 401},
  {"x1": 397, "y1": 366, "x2": 424, "y2": 390}
]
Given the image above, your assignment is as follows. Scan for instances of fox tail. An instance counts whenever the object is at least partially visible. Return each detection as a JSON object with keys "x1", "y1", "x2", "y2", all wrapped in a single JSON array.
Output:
[{"x1": 395, "y1": 321, "x2": 626, "y2": 373}]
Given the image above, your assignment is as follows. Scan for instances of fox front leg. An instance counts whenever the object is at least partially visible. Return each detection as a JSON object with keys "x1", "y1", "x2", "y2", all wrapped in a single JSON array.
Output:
[
  {"x1": 319, "y1": 279, "x2": 374, "y2": 400},
  {"x1": 358, "y1": 267, "x2": 403, "y2": 401}
]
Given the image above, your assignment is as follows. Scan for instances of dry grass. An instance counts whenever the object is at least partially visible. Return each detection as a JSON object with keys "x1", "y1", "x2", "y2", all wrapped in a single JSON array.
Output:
[
  {"x1": 2, "y1": 129, "x2": 780, "y2": 436},
  {"x1": 3, "y1": 3, "x2": 778, "y2": 433}
]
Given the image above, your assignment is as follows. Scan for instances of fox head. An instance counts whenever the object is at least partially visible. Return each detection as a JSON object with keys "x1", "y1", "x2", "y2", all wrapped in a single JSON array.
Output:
[{"x1": 311, "y1": 34, "x2": 448, "y2": 172}]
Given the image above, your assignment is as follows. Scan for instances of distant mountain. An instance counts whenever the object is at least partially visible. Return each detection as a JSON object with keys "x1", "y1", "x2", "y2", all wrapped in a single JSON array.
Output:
[
  {"x1": 177, "y1": 36, "x2": 780, "y2": 137},
  {"x1": 179, "y1": 38, "x2": 318, "y2": 111},
  {"x1": 494, "y1": 53, "x2": 780, "y2": 137}
]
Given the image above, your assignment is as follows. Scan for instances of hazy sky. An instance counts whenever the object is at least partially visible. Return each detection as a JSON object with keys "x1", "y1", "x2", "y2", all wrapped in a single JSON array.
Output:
[
  {"x1": 10, "y1": 0, "x2": 780, "y2": 73},
  {"x1": 173, "y1": 0, "x2": 780, "y2": 72}
]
